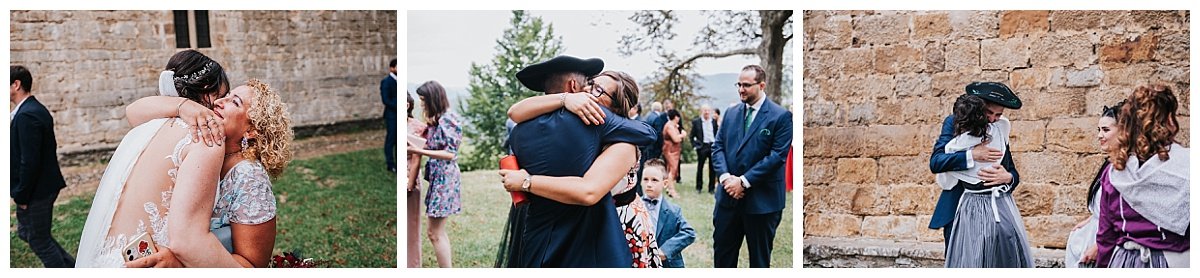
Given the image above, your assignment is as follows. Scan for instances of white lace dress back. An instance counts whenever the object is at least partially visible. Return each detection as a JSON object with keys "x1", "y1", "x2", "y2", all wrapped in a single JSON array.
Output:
[{"x1": 76, "y1": 118, "x2": 194, "y2": 267}]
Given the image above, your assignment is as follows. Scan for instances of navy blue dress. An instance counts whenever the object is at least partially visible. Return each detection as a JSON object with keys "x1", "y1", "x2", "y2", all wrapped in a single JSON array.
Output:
[{"x1": 508, "y1": 106, "x2": 656, "y2": 267}]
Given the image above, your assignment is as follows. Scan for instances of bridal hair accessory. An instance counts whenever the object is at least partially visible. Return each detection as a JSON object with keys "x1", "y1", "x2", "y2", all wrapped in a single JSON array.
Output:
[
  {"x1": 174, "y1": 62, "x2": 216, "y2": 85},
  {"x1": 158, "y1": 71, "x2": 179, "y2": 97}
]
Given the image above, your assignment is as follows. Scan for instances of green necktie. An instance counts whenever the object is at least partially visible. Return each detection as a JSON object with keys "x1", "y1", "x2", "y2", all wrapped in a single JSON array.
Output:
[{"x1": 743, "y1": 105, "x2": 755, "y2": 130}]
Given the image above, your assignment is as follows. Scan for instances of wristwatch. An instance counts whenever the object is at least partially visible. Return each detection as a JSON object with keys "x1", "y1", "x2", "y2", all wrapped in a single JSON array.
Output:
[{"x1": 521, "y1": 174, "x2": 532, "y2": 192}]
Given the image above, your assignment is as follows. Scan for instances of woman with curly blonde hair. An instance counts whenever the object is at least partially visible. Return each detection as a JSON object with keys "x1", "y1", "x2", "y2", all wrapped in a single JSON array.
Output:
[
  {"x1": 79, "y1": 76, "x2": 294, "y2": 268},
  {"x1": 1096, "y1": 84, "x2": 1190, "y2": 268}
]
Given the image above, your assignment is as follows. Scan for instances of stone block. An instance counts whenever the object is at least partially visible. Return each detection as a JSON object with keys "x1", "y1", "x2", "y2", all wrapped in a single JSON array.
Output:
[
  {"x1": 1012, "y1": 183, "x2": 1056, "y2": 216},
  {"x1": 999, "y1": 10, "x2": 1050, "y2": 39},
  {"x1": 888, "y1": 183, "x2": 939, "y2": 215},
  {"x1": 862, "y1": 215, "x2": 924, "y2": 241},
  {"x1": 912, "y1": 12, "x2": 951, "y2": 41},
  {"x1": 1009, "y1": 120, "x2": 1047, "y2": 153},
  {"x1": 855, "y1": 13, "x2": 911, "y2": 47},
  {"x1": 805, "y1": 13, "x2": 853, "y2": 50},
  {"x1": 1030, "y1": 33, "x2": 1096, "y2": 69},
  {"x1": 1100, "y1": 33, "x2": 1157, "y2": 65},
  {"x1": 851, "y1": 185, "x2": 890, "y2": 216},
  {"x1": 1023, "y1": 215, "x2": 1080, "y2": 249},
  {"x1": 804, "y1": 213, "x2": 862, "y2": 238},
  {"x1": 980, "y1": 37, "x2": 1030, "y2": 70},
  {"x1": 1065, "y1": 66, "x2": 1103, "y2": 88},
  {"x1": 1006, "y1": 88, "x2": 1087, "y2": 120},
  {"x1": 947, "y1": 11, "x2": 1000, "y2": 40},
  {"x1": 874, "y1": 44, "x2": 925, "y2": 74},
  {"x1": 944, "y1": 39, "x2": 979, "y2": 72},
  {"x1": 895, "y1": 73, "x2": 933, "y2": 98},
  {"x1": 1045, "y1": 117, "x2": 1097, "y2": 153},
  {"x1": 836, "y1": 158, "x2": 878, "y2": 184},
  {"x1": 804, "y1": 184, "x2": 857, "y2": 214},
  {"x1": 803, "y1": 158, "x2": 837, "y2": 185},
  {"x1": 878, "y1": 156, "x2": 931, "y2": 185}
]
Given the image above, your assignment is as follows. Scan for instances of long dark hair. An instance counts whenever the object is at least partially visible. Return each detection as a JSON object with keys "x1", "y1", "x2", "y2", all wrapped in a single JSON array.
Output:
[
  {"x1": 406, "y1": 92, "x2": 415, "y2": 119},
  {"x1": 164, "y1": 49, "x2": 229, "y2": 108},
  {"x1": 416, "y1": 81, "x2": 450, "y2": 125},
  {"x1": 952, "y1": 94, "x2": 990, "y2": 142},
  {"x1": 1086, "y1": 101, "x2": 1123, "y2": 208}
]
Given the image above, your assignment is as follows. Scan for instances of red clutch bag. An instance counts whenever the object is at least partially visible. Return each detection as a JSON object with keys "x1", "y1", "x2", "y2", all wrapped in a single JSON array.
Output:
[{"x1": 499, "y1": 155, "x2": 528, "y2": 205}]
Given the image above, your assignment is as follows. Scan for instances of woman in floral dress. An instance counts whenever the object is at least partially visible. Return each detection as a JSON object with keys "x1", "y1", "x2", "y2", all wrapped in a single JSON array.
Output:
[{"x1": 408, "y1": 81, "x2": 462, "y2": 268}]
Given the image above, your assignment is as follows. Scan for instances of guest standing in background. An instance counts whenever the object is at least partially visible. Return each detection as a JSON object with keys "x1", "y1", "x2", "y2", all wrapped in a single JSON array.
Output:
[
  {"x1": 10, "y1": 65, "x2": 75, "y2": 268},
  {"x1": 408, "y1": 81, "x2": 463, "y2": 268}
]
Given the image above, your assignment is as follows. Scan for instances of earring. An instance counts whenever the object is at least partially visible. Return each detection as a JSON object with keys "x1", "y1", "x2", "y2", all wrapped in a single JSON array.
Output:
[{"x1": 240, "y1": 136, "x2": 249, "y2": 151}]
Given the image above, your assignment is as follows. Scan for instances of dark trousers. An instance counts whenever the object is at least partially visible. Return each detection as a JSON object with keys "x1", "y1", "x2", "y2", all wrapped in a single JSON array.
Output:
[
  {"x1": 694, "y1": 143, "x2": 714, "y2": 193},
  {"x1": 16, "y1": 192, "x2": 75, "y2": 268},
  {"x1": 941, "y1": 220, "x2": 955, "y2": 249},
  {"x1": 713, "y1": 208, "x2": 782, "y2": 268},
  {"x1": 384, "y1": 111, "x2": 397, "y2": 172}
]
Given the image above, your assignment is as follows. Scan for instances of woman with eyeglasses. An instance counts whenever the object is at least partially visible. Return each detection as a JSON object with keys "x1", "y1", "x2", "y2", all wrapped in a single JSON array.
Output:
[{"x1": 502, "y1": 70, "x2": 664, "y2": 268}]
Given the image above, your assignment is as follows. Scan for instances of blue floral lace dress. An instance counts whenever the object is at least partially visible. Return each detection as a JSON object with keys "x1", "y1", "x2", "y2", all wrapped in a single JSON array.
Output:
[{"x1": 209, "y1": 160, "x2": 278, "y2": 252}]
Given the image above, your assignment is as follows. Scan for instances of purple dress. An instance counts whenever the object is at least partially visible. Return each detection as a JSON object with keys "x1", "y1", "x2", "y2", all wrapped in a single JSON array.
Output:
[
  {"x1": 1096, "y1": 167, "x2": 1190, "y2": 268},
  {"x1": 423, "y1": 112, "x2": 463, "y2": 218}
]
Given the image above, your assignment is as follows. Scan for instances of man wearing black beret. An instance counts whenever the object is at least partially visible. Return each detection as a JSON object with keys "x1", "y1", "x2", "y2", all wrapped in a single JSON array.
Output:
[{"x1": 927, "y1": 81, "x2": 1023, "y2": 247}]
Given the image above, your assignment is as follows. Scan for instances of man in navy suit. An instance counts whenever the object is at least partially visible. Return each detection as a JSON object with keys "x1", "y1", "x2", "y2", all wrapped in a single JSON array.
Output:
[
  {"x1": 928, "y1": 82, "x2": 1022, "y2": 247},
  {"x1": 711, "y1": 65, "x2": 792, "y2": 268},
  {"x1": 381, "y1": 58, "x2": 398, "y2": 172},
  {"x1": 10, "y1": 65, "x2": 74, "y2": 268},
  {"x1": 505, "y1": 55, "x2": 656, "y2": 267}
]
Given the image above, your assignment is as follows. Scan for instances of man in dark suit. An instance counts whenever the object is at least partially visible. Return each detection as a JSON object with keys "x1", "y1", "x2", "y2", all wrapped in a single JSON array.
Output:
[
  {"x1": 10, "y1": 65, "x2": 74, "y2": 268},
  {"x1": 928, "y1": 82, "x2": 1022, "y2": 247},
  {"x1": 691, "y1": 104, "x2": 719, "y2": 193},
  {"x1": 505, "y1": 55, "x2": 656, "y2": 267},
  {"x1": 711, "y1": 65, "x2": 792, "y2": 268},
  {"x1": 381, "y1": 58, "x2": 398, "y2": 173},
  {"x1": 636, "y1": 100, "x2": 669, "y2": 189}
]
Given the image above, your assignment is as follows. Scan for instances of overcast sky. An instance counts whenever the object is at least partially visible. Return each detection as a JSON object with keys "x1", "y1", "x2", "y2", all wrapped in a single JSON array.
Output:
[{"x1": 407, "y1": 10, "x2": 763, "y2": 88}]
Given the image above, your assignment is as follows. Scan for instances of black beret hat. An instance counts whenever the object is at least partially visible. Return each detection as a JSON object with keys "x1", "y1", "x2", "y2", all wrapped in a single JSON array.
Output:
[
  {"x1": 965, "y1": 81, "x2": 1022, "y2": 109},
  {"x1": 516, "y1": 55, "x2": 604, "y2": 92}
]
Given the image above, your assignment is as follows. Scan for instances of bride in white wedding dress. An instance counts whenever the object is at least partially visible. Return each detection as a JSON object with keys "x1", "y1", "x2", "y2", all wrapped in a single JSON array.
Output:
[{"x1": 76, "y1": 51, "x2": 293, "y2": 268}]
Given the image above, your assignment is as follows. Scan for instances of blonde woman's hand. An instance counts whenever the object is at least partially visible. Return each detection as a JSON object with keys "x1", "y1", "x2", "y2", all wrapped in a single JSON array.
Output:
[{"x1": 179, "y1": 100, "x2": 224, "y2": 147}]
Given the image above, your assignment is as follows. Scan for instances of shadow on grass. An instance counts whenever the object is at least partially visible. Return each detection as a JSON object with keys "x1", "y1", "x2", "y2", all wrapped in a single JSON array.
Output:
[{"x1": 10, "y1": 148, "x2": 397, "y2": 268}]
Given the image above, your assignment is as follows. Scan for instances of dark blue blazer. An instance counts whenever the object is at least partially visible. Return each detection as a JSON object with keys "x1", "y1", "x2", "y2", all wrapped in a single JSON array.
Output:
[
  {"x1": 711, "y1": 98, "x2": 793, "y2": 214},
  {"x1": 380, "y1": 75, "x2": 397, "y2": 113},
  {"x1": 927, "y1": 115, "x2": 1020, "y2": 229},
  {"x1": 509, "y1": 106, "x2": 655, "y2": 267},
  {"x1": 653, "y1": 198, "x2": 695, "y2": 268},
  {"x1": 645, "y1": 112, "x2": 668, "y2": 159},
  {"x1": 10, "y1": 96, "x2": 67, "y2": 205}
]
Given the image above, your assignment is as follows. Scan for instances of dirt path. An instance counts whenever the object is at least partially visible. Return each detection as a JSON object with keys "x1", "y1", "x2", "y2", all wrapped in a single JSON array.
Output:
[{"x1": 57, "y1": 129, "x2": 387, "y2": 201}]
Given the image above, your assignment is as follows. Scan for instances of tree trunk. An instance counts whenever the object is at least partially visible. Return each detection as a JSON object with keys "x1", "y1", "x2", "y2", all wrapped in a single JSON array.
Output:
[{"x1": 759, "y1": 10, "x2": 792, "y2": 105}]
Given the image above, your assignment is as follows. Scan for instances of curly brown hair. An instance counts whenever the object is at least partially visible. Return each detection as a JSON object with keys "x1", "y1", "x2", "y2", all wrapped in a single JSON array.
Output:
[
  {"x1": 1109, "y1": 84, "x2": 1180, "y2": 170},
  {"x1": 243, "y1": 79, "x2": 295, "y2": 178}
]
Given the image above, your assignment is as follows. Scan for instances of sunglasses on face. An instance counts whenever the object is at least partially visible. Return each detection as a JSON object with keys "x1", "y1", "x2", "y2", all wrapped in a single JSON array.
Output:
[{"x1": 735, "y1": 82, "x2": 761, "y2": 89}]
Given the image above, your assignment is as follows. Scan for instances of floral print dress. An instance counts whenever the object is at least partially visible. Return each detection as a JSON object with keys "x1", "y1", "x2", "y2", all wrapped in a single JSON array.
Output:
[{"x1": 422, "y1": 112, "x2": 463, "y2": 218}]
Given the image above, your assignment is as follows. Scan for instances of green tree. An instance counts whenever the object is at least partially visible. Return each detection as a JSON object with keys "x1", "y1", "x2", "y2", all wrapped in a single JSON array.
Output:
[{"x1": 458, "y1": 11, "x2": 564, "y2": 171}]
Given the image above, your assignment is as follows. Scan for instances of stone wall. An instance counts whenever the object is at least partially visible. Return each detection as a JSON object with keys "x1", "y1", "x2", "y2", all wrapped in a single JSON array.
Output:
[
  {"x1": 802, "y1": 10, "x2": 1190, "y2": 249},
  {"x1": 10, "y1": 10, "x2": 397, "y2": 156}
]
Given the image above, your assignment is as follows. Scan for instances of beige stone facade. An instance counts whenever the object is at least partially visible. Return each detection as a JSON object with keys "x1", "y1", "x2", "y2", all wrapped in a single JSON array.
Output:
[
  {"x1": 10, "y1": 10, "x2": 397, "y2": 156},
  {"x1": 803, "y1": 10, "x2": 1189, "y2": 249}
]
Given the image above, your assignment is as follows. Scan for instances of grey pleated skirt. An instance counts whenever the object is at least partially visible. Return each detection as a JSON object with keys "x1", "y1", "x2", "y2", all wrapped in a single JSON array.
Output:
[
  {"x1": 945, "y1": 188, "x2": 1034, "y2": 268},
  {"x1": 1107, "y1": 241, "x2": 1190, "y2": 268}
]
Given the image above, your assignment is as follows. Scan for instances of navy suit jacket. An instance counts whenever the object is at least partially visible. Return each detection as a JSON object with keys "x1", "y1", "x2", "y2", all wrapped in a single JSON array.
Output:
[
  {"x1": 927, "y1": 115, "x2": 1020, "y2": 229},
  {"x1": 509, "y1": 106, "x2": 655, "y2": 267},
  {"x1": 653, "y1": 198, "x2": 695, "y2": 268},
  {"x1": 10, "y1": 96, "x2": 67, "y2": 205},
  {"x1": 645, "y1": 112, "x2": 668, "y2": 159},
  {"x1": 711, "y1": 98, "x2": 793, "y2": 214},
  {"x1": 381, "y1": 75, "x2": 397, "y2": 113}
]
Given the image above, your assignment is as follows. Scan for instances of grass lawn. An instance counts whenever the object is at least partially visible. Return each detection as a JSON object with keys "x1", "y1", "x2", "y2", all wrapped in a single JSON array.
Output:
[
  {"x1": 10, "y1": 148, "x2": 397, "y2": 268},
  {"x1": 415, "y1": 163, "x2": 793, "y2": 268}
]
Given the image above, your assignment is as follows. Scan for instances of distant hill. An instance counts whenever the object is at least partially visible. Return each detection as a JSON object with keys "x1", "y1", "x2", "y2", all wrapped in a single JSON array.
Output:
[{"x1": 692, "y1": 73, "x2": 743, "y2": 111}]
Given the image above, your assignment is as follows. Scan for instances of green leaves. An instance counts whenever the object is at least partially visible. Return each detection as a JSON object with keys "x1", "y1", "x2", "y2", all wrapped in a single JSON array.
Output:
[{"x1": 458, "y1": 11, "x2": 564, "y2": 171}]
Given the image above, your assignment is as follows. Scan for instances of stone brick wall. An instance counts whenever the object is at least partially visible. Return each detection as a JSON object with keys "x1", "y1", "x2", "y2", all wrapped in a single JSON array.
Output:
[
  {"x1": 803, "y1": 10, "x2": 1190, "y2": 249},
  {"x1": 10, "y1": 10, "x2": 397, "y2": 155}
]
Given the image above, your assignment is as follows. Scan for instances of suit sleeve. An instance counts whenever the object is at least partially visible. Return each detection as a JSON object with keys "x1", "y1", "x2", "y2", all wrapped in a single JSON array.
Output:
[
  {"x1": 929, "y1": 115, "x2": 969, "y2": 173},
  {"x1": 13, "y1": 115, "x2": 45, "y2": 205},
  {"x1": 381, "y1": 79, "x2": 396, "y2": 109},
  {"x1": 1001, "y1": 144, "x2": 1020, "y2": 191},
  {"x1": 689, "y1": 120, "x2": 700, "y2": 147},
  {"x1": 601, "y1": 110, "x2": 656, "y2": 146},
  {"x1": 741, "y1": 111, "x2": 793, "y2": 187},
  {"x1": 711, "y1": 112, "x2": 731, "y2": 176},
  {"x1": 659, "y1": 206, "x2": 696, "y2": 259}
]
